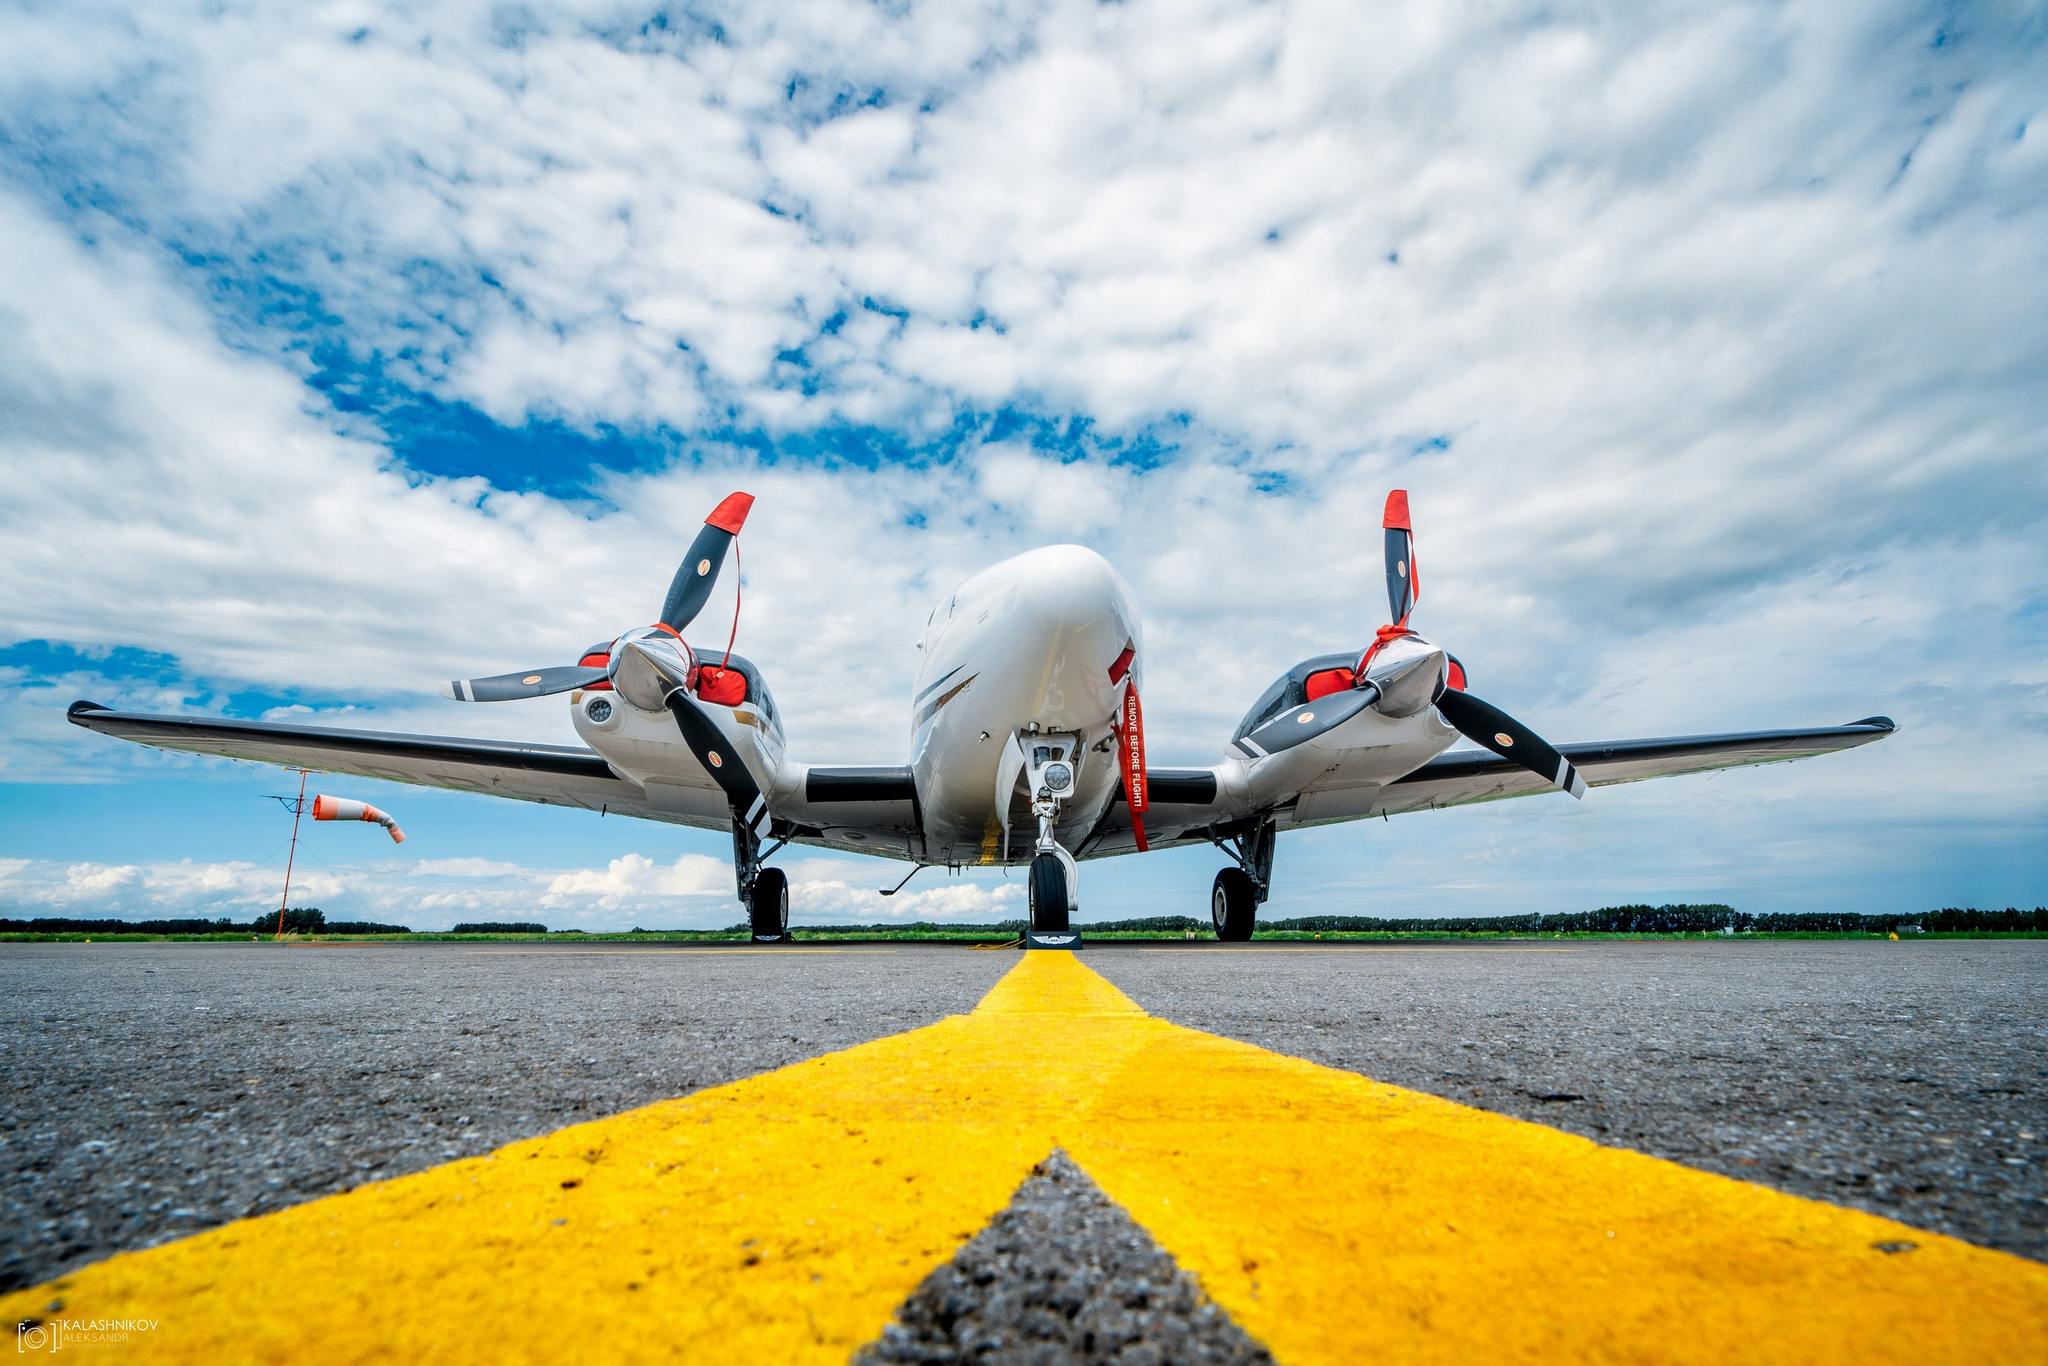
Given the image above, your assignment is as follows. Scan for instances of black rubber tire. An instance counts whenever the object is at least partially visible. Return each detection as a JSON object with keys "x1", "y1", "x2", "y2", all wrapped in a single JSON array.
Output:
[
  {"x1": 749, "y1": 867, "x2": 789, "y2": 941},
  {"x1": 1212, "y1": 867, "x2": 1256, "y2": 942},
  {"x1": 1028, "y1": 853, "x2": 1070, "y2": 932}
]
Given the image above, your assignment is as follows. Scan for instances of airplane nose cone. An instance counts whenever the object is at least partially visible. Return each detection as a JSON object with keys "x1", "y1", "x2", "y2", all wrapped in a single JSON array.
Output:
[
  {"x1": 1364, "y1": 637, "x2": 1447, "y2": 718},
  {"x1": 999, "y1": 546, "x2": 1135, "y2": 643},
  {"x1": 1010, "y1": 545, "x2": 1122, "y2": 599}
]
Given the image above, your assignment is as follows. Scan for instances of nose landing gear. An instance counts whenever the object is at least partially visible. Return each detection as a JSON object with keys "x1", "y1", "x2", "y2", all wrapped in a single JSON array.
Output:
[
  {"x1": 1021, "y1": 734, "x2": 1081, "y2": 945},
  {"x1": 1028, "y1": 805, "x2": 1081, "y2": 934}
]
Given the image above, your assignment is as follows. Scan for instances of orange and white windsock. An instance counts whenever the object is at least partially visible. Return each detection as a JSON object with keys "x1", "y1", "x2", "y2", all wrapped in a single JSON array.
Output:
[{"x1": 312, "y1": 795, "x2": 406, "y2": 844}]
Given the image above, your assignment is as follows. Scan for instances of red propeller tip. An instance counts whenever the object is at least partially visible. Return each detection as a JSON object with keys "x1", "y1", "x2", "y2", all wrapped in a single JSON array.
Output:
[
  {"x1": 1382, "y1": 489, "x2": 1411, "y2": 531},
  {"x1": 705, "y1": 492, "x2": 755, "y2": 534}
]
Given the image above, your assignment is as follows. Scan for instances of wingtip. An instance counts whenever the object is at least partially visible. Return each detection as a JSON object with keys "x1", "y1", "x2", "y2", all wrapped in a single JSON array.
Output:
[
  {"x1": 68, "y1": 700, "x2": 112, "y2": 722},
  {"x1": 1848, "y1": 715, "x2": 1896, "y2": 732}
]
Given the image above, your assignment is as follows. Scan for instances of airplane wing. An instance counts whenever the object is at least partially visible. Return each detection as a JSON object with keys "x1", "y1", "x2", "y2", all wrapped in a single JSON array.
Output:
[
  {"x1": 67, "y1": 701, "x2": 929, "y2": 858},
  {"x1": 1290, "y1": 717, "x2": 1897, "y2": 827},
  {"x1": 66, "y1": 701, "x2": 725, "y2": 830},
  {"x1": 1075, "y1": 717, "x2": 1895, "y2": 856}
]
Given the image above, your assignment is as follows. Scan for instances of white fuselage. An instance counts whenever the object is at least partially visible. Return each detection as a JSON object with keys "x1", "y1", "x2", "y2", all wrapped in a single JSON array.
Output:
[{"x1": 910, "y1": 545, "x2": 1141, "y2": 865}]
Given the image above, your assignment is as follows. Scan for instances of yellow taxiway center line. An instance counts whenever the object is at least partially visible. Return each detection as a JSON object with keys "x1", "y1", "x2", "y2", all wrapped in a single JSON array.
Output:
[{"x1": 7, "y1": 955, "x2": 2042, "y2": 1363}]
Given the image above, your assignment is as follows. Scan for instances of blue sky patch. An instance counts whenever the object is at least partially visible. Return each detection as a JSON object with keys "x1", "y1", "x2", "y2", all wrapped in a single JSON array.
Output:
[
  {"x1": 1, "y1": 640, "x2": 186, "y2": 688},
  {"x1": 313, "y1": 359, "x2": 680, "y2": 497},
  {"x1": 1, "y1": 640, "x2": 357, "y2": 719},
  {"x1": 302, "y1": 339, "x2": 1206, "y2": 490}
]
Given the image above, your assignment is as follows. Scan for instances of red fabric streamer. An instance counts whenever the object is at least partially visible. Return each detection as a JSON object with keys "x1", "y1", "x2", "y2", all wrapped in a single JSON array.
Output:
[{"x1": 1120, "y1": 686, "x2": 1149, "y2": 852}]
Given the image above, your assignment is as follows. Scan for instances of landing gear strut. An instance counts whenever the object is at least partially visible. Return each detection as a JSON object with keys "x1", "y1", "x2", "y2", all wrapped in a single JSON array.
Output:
[
  {"x1": 734, "y1": 818, "x2": 790, "y2": 942},
  {"x1": 1208, "y1": 817, "x2": 1275, "y2": 942}
]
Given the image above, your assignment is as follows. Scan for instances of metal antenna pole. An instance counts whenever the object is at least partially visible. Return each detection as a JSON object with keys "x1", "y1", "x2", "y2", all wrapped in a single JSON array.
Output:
[{"x1": 275, "y1": 769, "x2": 312, "y2": 941}]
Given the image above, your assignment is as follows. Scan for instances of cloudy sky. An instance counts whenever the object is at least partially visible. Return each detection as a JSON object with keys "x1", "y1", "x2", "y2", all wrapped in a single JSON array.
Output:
[{"x1": 2, "y1": 0, "x2": 2042, "y2": 930}]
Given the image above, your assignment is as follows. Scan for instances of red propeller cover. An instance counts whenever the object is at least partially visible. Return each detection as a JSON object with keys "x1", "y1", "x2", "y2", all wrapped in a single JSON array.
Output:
[{"x1": 705, "y1": 492, "x2": 755, "y2": 534}]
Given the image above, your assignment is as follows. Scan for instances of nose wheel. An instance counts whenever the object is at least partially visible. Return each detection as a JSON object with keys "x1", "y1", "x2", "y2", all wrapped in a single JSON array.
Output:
[{"x1": 1029, "y1": 853, "x2": 1071, "y2": 931}]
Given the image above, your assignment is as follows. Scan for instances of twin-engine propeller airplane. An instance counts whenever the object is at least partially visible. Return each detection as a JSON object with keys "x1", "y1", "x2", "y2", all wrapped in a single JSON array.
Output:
[{"x1": 70, "y1": 490, "x2": 1894, "y2": 941}]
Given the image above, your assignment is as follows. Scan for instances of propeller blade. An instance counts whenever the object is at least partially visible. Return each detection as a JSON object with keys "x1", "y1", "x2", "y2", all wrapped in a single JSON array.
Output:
[
  {"x1": 1235, "y1": 683, "x2": 1382, "y2": 758},
  {"x1": 666, "y1": 692, "x2": 773, "y2": 839},
  {"x1": 1383, "y1": 489, "x2": 1417, "y2": 626},
  {"x1": 612, "y1": 639, "x2": 773, "y2": 839},
  {"x1": 1435, "y1": 689, "x2": 1587, "y2": 798},
  {"x1": 658, "y1": 492, "x2": 755, "y2": 632},
  {"x1": 440, "y1": 665, "x2": 608, "y2": 703}
]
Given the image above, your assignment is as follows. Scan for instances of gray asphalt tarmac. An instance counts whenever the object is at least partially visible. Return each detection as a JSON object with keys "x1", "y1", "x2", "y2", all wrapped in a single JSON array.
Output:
[
  {"x1": 4, "y1": 937, "x2": 2043, "y2": 1306},
  {"x1": 857, "y1": 1150, "x2": 1272, "y2": 1366}
]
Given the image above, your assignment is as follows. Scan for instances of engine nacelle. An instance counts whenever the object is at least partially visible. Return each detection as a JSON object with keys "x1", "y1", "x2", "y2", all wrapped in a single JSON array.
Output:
[{"x1": 573, "y1": 642, "x2": 786, "y2": 795}]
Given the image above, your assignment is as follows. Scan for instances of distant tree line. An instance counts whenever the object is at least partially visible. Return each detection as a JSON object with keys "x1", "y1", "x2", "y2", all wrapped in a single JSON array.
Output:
[
  {"x1": 1262, "y1": 905, "x2": 2048, "y2": 934},
  {"x1": 1071, "y1": 917, "x2": 1207, "y2": 933},
  {"x1": 448, "y1": 922, "x2": 551, "y2": 934},
  {"x1": 0, "y1": 909, "x2": 413, "y2": 935},
  {"x1": 1918, "y1": 907, "x2": 2048, "y2": 933}
]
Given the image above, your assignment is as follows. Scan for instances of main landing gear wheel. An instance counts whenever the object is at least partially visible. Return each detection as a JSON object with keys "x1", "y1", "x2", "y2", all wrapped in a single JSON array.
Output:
[
  {"x1": 1028, "y1": 853, "x2": 1070, "y2": 932},
  {"x1": 1212, "y1": 867, "x2": 1256, "y2": 942},
  {"x1": 749, "y1": 867, "x2": 789, "y2": 942}
]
